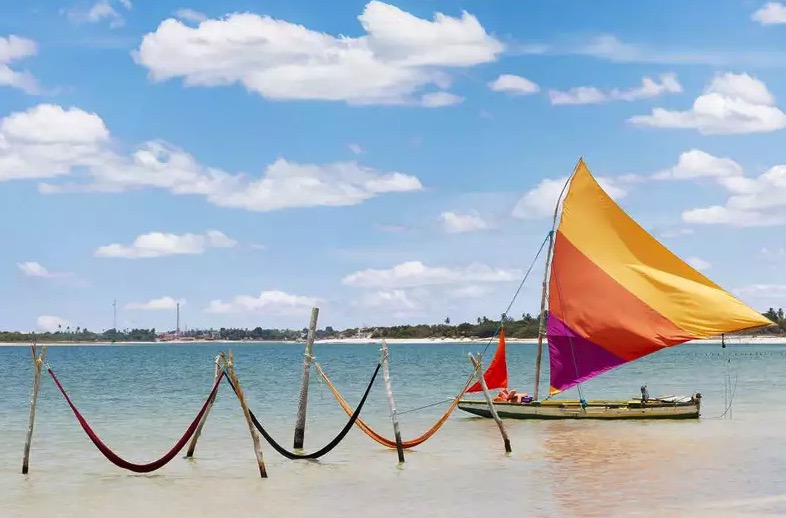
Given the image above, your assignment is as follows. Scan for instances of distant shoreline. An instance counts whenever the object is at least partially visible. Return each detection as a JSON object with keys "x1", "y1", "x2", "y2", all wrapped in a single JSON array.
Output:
[{"x1": 2, "y1": 335, "x2": 786, "y2": 347}]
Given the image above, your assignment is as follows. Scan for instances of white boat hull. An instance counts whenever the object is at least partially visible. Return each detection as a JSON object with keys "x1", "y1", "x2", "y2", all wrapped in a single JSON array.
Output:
[{"x1": 457, "y1": 394, "x2": 701, "y2": 420}]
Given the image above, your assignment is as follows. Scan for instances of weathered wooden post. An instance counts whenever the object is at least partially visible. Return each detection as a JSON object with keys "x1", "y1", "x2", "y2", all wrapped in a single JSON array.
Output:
[
  {"x1": 186, "y1": 354, "x2": 224, "y2": 458},
  {"x1": 468, "y1": 352, "x2": 511, "y2": 453},
  {"x1": 293, "y1": 306, "x2": 319, "y2": 449},
  {"x1": 226, "y1": 350, "x2": 268, "y2": 478},
  {"x1": 380, "y1": 340, "x2": 404, "y2": 463},
  {"x1": 22, "y1": 343, "x2": 46, "y2": 474}
]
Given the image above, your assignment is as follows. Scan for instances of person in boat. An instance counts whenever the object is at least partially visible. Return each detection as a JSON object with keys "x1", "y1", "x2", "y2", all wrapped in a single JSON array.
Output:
[
  {"x1": 493, "y1": 388, "x2": 531, "y2": 403},
  {"x1": 640, "y1": 384, "x2": 649, "y2": 404}
]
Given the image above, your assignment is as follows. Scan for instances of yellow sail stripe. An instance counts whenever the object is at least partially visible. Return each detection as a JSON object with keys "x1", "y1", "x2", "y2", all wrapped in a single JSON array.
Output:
[{"x1": 557, "y1": 159, "x2": 772, "y2": 338}]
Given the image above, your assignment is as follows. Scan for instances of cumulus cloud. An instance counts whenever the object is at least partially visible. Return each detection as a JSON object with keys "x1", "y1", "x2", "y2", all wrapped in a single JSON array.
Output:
[
  {"x1": 95, "y1": 230, "x2": 237, "y2": 258},
  {"x1": 439, "y1": 210, "x2": 490, "y2": 234},
  {"x1": 342, "y1": 260, "x2": 521, "y2": 288},
  {"x1": 0, "y1": 35, "x2": 40, "y2": 94},
  {"x1": 651, "y1": 150, "x2": 786, "y2": 227},
  {"x1": 62, "y1": 0, "x2": 132, "y2": 28},
  {"x1": 512, "y1": 175, "x2": 629, "y2": 219},
  {"x1": 488, "y1": 74, "x2": 540, "y2": 95},
  {"x1": 0, "y1": 103, "x2": 423, "y2": 210},
  {"x1": 205, "y1": 290, "x2": 318, "y2": 315},
  {"x1": 420, "y1": 91, "x2": 464, "y2": 107},
  {"x1": 126, "y1": 296, "x2": 185, "y2": 310},
  {"x1": 37, "y1": 315, "x2": 70, "y2": 332},
  {"x1": 133, "y1": 1, "x2": 503, "y2": 106},
  {"x1": 752, "y1": 2, "x2": 786, "y2": 25},
  {"x1": 17, "y1": 261, "x2": 74, "y2": 279},
  {"x1": 549, "y1": 73, "x2": 681, "y2": 105},
  {"x1": 651, "y1": 149, "x2": 744, "y2": 180},
  {"x1": 628, "y1": 72, "x2": 786, "y2": 134}
]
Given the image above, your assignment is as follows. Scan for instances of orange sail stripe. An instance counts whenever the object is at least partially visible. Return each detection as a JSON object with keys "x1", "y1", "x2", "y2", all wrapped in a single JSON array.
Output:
[
  {"x1": 467, "y1": 328, "x2": 508, "y2": 392},
  {"x1": 557, "y1": 159, "x2": 773, "y2": 337},
  {"x1": 549, "y1": 230, "x2": 691, "y2": 361}
]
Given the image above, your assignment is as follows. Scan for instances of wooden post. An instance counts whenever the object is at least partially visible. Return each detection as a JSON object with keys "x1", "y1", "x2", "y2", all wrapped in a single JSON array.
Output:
[
  {"x1": 186, "y1": 354, "x2": 223, "y2": 458},
  {"x1": 22, "y1": 344, "x2": 46, "y2": 474},
  {"x1": 226, "y1": 350, "x2": 268, "y2": 478},
  {"x1": 468, "y1": 352, "x2": 511, "y2": 453},
  {"x1": 380, "y1": 340, "x2": 404, "y2": 463},
  {"x1": 293, "y1": 306, "x2": 319, "y2": 450}
]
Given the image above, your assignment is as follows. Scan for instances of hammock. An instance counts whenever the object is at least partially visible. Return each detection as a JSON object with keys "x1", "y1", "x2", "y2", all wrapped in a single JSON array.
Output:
[
  {"x1": 224, "y1": 362, "x2": 381, "y2": 460},
  {"x1": 48, "y1": 367, "x2": 225, "y2": 473},
  {"x1": 313, "y1": 360, "x2": 476, "y2": 449}
]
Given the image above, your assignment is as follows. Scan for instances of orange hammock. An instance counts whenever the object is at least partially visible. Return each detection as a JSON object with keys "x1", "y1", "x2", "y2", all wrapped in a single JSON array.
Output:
[{"x1": 313, "y1": 360, "x2": 477, "y2": 449}]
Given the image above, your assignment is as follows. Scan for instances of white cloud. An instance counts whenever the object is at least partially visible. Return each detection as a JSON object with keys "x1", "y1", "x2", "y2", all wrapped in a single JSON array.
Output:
[
  {"x1": 37, "y1": 315, "x2": 70, "y2": 332},
  {"x1": 174, "y1": 8, "x2": 206, "y2": 23},
  {"x1": 0, "y1": 35, "x2": 40, "y2": 94},
  {"x1": 548, "y1": 73, "x2": 681, "y2": 105},
  {"x1": 420, "y1": 91, "x2": 464, "y2": 107},
  {"x1": 686, "y1": 257, "x2": 712, "y2": 271},
  {"x1": 126, "y1": 296, "x2": 185, "y2": 310},
  {"x1": 663, "y1": 151, "x2": 786, "y2": 227},
  {"x1": 512, "y1": 175, "x2": 628, "y2": 219},
  {"x1": 0, "y1": 104, "x2": 422, "y2": 210},
  {"x1": 133, "y1": 2, "x2": 503, "y2": 106},
  {"x1": 63, "y1": 0, "x2": 132, "y2": 28},
  {"x1": 439, "y1": 210, "x2": 490, "y2": 233},
  {"x1": 752, "y1": 2, "x2": 786, "y2": 25},
  {"x1": 348, "y1": 143, "x2": 363, "y2": 155},
  {"x1": 342, "y1": 260, "x2": 521, "y2": 288},
  {"x1": 651, "y1": 149, "x2": 743, "y2": 180},
  {"x1": 488, "y1": 74, "x2": 540, "y2": 95},
  {"x1": 205, "y1": 290, "x2": 317, "y2": 315},
  {"x1": 95, "y1": 230, "x2": 237, "y2": 258},
  {"x1": 359, "y1": 289, "x2": 420, "y2": 311},
  {"x1": 17, "y1": 261, "x2": 73, "y2": 279},
  {"x1": 628, "y1": 72, "x2": 786, "y2": 135}
]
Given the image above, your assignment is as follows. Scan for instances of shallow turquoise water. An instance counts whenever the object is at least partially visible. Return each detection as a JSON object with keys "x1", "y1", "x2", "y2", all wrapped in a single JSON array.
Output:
[{"x1": 2, "y1": 341, "x2": 786, "y2": 517}]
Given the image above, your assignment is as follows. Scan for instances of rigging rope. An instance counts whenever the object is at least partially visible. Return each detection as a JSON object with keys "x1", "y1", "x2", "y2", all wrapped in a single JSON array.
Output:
[
  {"x1": 224, "y1": 362, "x2": 381, "y2": 460},
  {"x1": 482, "y1": 232, "x2": 551, "y2": 358},
  {"x1": 313, "y1": 360, "x2": 478, "y2": 449},
  {"x1": 48, "y1": 367, "x2": 225, "y2": 473}
]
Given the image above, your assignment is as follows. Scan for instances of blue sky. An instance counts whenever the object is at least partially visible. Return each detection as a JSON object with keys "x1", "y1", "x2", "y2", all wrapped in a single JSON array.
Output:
[{"x1": 2, "y1": 0, "x2": 786, "y2": 333}]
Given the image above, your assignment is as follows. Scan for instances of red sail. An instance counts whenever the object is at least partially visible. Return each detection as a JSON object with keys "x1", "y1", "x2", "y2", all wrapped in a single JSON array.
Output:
[{"x1": 467, "y1": 327, "x2": 508, "y2": 392}]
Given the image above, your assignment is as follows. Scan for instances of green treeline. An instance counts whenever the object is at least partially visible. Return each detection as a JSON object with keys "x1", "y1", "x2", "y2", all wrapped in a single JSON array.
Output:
[{"x1": 0, "y1": 309, "x2": 782, "y2": 343}]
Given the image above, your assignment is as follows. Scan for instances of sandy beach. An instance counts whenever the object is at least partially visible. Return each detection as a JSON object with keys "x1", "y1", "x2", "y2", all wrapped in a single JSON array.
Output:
[{"x1": 2, "y1": 335, "x2": 786, "y2": 347}]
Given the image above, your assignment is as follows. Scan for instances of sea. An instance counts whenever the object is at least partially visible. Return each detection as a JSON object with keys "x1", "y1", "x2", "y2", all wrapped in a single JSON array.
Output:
[{"x1": 2, "y1": 340, "x2": 786, "y2": 518}]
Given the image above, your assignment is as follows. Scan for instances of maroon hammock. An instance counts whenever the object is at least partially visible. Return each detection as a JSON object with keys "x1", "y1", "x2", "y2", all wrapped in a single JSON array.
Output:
[{"x1": 48, "y1": 367, "x2": 225, "y2": 473}]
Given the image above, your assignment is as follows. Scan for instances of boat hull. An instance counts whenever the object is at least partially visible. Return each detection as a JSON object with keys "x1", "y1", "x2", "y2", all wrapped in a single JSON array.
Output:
[{"x1": 457, "y1": 395, "x2": 701, "y2": 420}]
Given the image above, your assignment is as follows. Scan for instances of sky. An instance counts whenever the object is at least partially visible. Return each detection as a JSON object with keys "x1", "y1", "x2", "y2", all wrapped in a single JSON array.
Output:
[{"x1": 2, "y1": 0, "x2": 786, "y2": 333}]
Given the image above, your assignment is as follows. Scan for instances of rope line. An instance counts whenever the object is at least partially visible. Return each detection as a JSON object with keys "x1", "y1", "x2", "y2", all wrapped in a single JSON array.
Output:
[
  {"x1": 48, "y1": 367, "x2": 225, "y2": 473},
  {"x1": 224, "y1": 362, "x2": 381, "y2": 460},
  {"x1": 482, "y1": 232, "x2": 551, "y2": 357},
  {"x1": 313, "y1": 360, "x2": 478, "y2": 449},
  {"x1": 398, "y1": 399, "x2": 451, "y2": 416}
]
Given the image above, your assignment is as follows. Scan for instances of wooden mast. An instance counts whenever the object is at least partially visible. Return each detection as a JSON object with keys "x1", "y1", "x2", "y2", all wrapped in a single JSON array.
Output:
[{"x1": 533, "y1": 159, "x2": 580, "y2": 401}]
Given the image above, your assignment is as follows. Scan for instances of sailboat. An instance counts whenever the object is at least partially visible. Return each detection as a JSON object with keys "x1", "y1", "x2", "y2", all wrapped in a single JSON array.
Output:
[{"x1": 457, "y1": 158, "x2": 774, "y2": 419}]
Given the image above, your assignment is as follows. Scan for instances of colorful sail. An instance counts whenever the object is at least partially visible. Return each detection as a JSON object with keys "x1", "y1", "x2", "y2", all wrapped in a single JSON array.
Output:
[
  {"x1": 546, "y1": 159, "x2": 773, "y2": 395},
  {"x1": 467, "y1": 327, "x2": 508, "y2": 393}
]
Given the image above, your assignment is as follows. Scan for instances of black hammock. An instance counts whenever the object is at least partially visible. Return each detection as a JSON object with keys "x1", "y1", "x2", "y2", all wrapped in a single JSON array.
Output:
[{"x1": 224, "y1": 361, "x2": 381, "y2": 460}]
